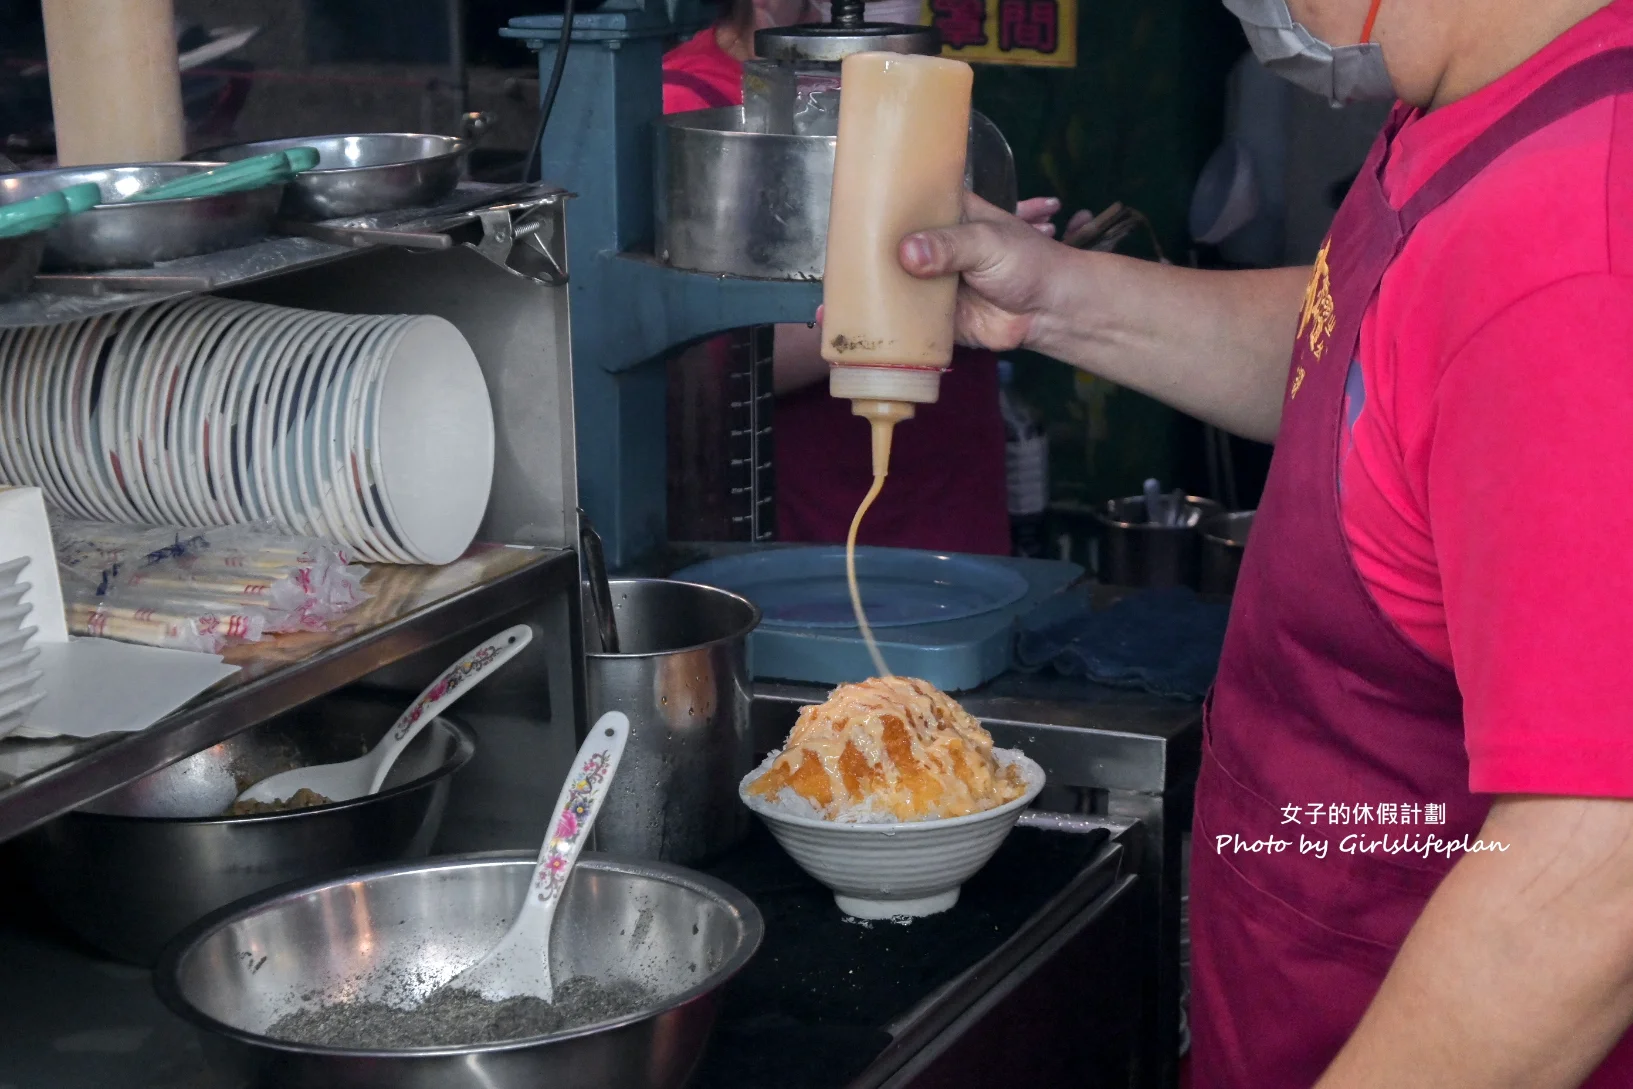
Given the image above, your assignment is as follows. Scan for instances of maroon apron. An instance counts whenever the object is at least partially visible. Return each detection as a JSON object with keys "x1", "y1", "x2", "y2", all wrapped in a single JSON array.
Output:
[{"x1": 1191, "y1": 49, "x2": 1633, "y2": 1088}]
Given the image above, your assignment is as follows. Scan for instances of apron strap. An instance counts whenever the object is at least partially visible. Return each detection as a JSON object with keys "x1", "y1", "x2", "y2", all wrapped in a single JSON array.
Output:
[
  {"x1": 663, "y1": 70, "x2": 738, "y2": 109},
  {"x1": 1400, "y1": 46, "x2": 1633, "y2": 231}
]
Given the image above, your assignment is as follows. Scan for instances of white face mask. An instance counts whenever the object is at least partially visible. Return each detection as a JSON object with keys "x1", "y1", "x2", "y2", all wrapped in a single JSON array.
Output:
[
  {"x1": 1223, "y1": 0, "x2": 1394, "y2": 108},
  {"x1": 811, "y1": 0, "x2": 926, "y2": 24}
]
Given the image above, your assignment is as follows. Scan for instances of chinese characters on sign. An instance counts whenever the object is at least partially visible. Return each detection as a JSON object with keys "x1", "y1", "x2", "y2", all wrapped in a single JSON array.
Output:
[
  {"x1": 998, "y1": 0, "x2": 1057, "y2": 52},
  {"x1": 921, "y1": 0, "x2": 1077, "y2": 68},
  {"x1": 1280, "y1": 801, "x2": 1449, "y2": 825}
]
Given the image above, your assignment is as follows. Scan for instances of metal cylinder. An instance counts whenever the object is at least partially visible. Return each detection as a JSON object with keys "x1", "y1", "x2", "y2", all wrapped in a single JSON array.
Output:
[
  {"x1": 1199, "y1": 510, "x2": 1254, "y2": 595},
  {"x1": 657, "y1": 107, "x2": 1017, "y2": 280},
  {"x1": 1093, "y1": 496, "x2": 1223, "y2": 589},
  {"x1": 587, "y1": 579, "x2": 761, "y2": 866}
]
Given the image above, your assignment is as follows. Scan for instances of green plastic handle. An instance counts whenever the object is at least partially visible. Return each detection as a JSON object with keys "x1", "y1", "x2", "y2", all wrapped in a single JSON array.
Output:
[
  {"x1": 59, "y1": 182, "x2": 103, "y2": 213},
  {"x1": 283, "y1": 147, "x2": 321, "y2": 173},
  {"x1": 0, "y1": 182, "x2": 103, "y2": 239},
  {"x1": 129, "y1": 148, "x2": 314, "y2": 203}
]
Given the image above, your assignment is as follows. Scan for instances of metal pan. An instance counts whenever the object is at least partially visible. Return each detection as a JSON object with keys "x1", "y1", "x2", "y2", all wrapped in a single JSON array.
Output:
[
  {"x1": 0, "y1": 163, "x2": 282, "y2": 270},
  {"x1": 197, "y1": 133, "x2": 469, "y2": 220}
]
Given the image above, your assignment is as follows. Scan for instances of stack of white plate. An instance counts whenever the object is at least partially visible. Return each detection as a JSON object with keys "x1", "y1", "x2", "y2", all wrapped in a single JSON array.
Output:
[
  {"x1": 0, "y1": 556, "x2": 44, "y2": 738},
  {"x1": 0, "y1": 297, "x2": 494, "y2": 564}
]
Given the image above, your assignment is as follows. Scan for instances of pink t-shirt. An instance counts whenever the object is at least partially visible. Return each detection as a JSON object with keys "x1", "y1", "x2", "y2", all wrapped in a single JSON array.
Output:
[{"x1": 1342, "y1": 0, "x2": 1633, "y2": 795}]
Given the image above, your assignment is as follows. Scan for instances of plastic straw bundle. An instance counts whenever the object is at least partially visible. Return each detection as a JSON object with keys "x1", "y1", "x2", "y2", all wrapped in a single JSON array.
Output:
[{"x1": 54, "y1": 519, "x2": 370, "y2": 654}]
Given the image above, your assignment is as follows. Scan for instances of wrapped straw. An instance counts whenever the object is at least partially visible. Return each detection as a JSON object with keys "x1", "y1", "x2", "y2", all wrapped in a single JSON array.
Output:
[{"x1": 54, "y1": 518, "x2": 370, "y2": 653}]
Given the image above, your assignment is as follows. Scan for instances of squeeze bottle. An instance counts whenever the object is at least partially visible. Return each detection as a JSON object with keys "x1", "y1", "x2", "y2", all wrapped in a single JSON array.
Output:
[
  {"x1": 821, "y1": 50, "x2": 974, "y2": 474},
  {"x1": 822, "y1": 51, "x2": 973, "y2": 678}
]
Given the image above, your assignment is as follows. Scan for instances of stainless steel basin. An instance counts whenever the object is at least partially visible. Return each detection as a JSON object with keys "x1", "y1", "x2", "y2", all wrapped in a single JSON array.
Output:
[
  {"x1": 657, "y1": 106, "x2": 1017, "y2": 279},
  {"x1": 197, "y1": 133, "x2": 468, "y2": 220},
  {"x1": 18, "y1": 697, "x2": 474, "y2": 965},
  {"x1": 155, "y1": 852, "x2": 763, "y2": 1089},
  {"x1": 0, "y1": 163, "x2": 282, "y2": 270}
]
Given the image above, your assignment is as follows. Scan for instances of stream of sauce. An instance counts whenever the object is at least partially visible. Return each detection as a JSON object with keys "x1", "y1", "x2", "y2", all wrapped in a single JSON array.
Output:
[
  {"x1": 846, "y1": 469, "x2": 891, "y2": 679},
  {"x1": 846, "y1": 406, "x2": 910, "y2": 679}
]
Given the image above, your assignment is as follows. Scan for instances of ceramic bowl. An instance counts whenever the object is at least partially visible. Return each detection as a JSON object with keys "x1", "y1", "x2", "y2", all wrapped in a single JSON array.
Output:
[{"x1": 739, "y1": 752, "x2": 1045, "y2": 919}]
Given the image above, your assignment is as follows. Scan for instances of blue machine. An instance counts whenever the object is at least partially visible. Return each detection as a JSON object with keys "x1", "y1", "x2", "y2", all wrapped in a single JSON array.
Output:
[{"x1": 504, "y1": 5, "x2": 823, "y2": 568}]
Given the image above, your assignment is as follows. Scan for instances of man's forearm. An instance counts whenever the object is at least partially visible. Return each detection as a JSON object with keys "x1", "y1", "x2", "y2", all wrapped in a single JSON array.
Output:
[
  {"x1": 1316, "y1": 796, "x2": 1633, "y2": 1089},
  {"x1": 1027, "y1": 253, "x2": 1308, "y2": 443}
]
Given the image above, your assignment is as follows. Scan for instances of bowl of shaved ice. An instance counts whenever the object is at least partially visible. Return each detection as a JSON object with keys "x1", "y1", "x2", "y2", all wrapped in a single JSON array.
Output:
[{"x1": 739, "y1": 676, "x2": 1045, "y2": 919}]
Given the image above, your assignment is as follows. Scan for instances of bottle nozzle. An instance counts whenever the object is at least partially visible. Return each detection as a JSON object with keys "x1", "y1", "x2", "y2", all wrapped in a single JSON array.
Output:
[{"x1": 851, "y1": 399, "x2": 915, "y2": 478}]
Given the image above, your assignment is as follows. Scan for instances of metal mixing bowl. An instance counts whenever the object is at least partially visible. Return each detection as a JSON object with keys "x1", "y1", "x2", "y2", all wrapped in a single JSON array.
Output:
[
  {"x1": 18, "y1": 697, "x2": 474, "y2": 965},
  {"x1": 0, "y1": 163, "x2": 283, "y2": 270},
  {"x1": 197, "y1": 134, "x2": 469, "y2": 220},
  {"x1": 155, "y1": 852, "x2": 764, "y2": 1089}
]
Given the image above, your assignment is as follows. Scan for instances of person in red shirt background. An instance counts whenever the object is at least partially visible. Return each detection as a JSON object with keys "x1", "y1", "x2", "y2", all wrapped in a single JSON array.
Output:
[{"x1": 662, "y1": 2, "x2": 1062, "y2": 555}]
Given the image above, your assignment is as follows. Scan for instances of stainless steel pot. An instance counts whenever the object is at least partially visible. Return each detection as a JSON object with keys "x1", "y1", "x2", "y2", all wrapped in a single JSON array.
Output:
[
  {"x1": 656, "y1": 106, "x2": 1017, "y2": 279},
  {"x1": 18, "y1": 697, "x2": 474, "y2": 965},
  {"x1": 1093, "y1": 495, "x2": 1224, "y2": 589},
  {"x1": 0, "y1": 163, "x2": 283, "y2": 270},
  {"x1": 588, "y1": 579, "x2": 760, "y2": 866},
  {"x1": 1199, "y1": 510, "x2": 1254, "y2": 595},
  {"x1": 154, "y1": 852, "x2": 763, "y2": 1089},
  {"x1": 197, "y1": 133, "x2": 468, "y2": 220}
]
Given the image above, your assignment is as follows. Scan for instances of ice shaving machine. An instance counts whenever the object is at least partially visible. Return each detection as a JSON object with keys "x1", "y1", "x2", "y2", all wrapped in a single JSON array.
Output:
[{"x1": 504, "y1": 0, "x2": 1017, "y2": 567}]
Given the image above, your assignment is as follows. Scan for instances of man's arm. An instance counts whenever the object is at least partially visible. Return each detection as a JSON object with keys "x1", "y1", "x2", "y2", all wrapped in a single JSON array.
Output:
[
  {"x1": 1316, "y1": 795, "x2": 1633, "y2": 1089},
  {"x1": 900, "y1": 192, "x2": 1308, "y2": 443}
]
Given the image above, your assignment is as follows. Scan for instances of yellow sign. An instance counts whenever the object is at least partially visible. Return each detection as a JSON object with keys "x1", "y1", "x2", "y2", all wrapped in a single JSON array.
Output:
[{"x1": 919, "y1": 0, "x2": 1077, "y2": 68}]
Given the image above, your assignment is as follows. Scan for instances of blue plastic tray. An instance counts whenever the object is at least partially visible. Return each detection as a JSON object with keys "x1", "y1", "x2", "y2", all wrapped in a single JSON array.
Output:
[{"x1": 674, "y1": 546, "x2": 1083, "y2": 692}]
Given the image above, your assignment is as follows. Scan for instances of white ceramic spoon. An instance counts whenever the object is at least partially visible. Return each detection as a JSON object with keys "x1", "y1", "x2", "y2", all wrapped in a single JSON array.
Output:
[
  {"x1": 446, "y1": 709, "x2": 631, "y2": 1002},
  {"x1": 234, "y1": 624, "x2": 533, "y2": 807}
]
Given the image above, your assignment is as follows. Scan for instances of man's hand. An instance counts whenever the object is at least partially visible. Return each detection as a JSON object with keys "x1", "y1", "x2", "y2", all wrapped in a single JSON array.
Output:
[
  {"x1": 1318, "y1": 795, "x2": 1633, "y2": 1089},
  {"x1": 898, "y1": 191, "x2": 1069, "y2": 353},
  {"x1": 785, "y1": 194, "x2": 1067, "y2": 393},
  {"x1": 1017, "y1": 196, "x2": 1063, "y2": 236}
]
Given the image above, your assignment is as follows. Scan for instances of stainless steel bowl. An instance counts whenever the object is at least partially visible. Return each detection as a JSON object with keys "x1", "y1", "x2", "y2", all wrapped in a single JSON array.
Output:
[
  {"x1": 155, "y1": 852, "x2": 764, "y2": 1089},
  {"x1": 0, "y1": 163, "x2": 283, "y2": 270},
  {"x1": 18, "y1": 697, "x2": 474, "y2": 965},
  {"x1": 197, "y1": 134, "x2": 469, "y2": 220}
]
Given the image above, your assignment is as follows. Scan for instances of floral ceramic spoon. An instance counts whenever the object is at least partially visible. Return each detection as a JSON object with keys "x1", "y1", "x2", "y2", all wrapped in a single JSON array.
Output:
[
  {"x1": 234, "y1": 624, "x2": 533, "y2": 807},
  {"x1": 446, "y1": 709, "x2": 631, "y2": 1002}
]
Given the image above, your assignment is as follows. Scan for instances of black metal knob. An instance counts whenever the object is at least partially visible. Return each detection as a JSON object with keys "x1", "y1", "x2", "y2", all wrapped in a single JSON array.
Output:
[{"x1": 831, "y1": 0, "x2": 865, "y2": 28}]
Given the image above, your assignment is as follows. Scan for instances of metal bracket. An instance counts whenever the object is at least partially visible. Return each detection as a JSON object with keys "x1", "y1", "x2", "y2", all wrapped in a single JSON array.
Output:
[
  {"x1": 462, "y1": 193, "x2": 569, "y2": 286},
  {"x1": 473, "y1": 208, "x2": 514, "y2": 262},
  {"x1": 274, "y1": 184, "x2": 571, "y2": 287}
]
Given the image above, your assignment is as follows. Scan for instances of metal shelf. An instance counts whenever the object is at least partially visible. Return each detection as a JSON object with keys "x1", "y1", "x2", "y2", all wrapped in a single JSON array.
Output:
[
  {"x1": 0, "y1": 545, "x2": 578, "y2": 843},
  {"x1": 0, "y1": 182, "x2": 567, "y2": 329}
]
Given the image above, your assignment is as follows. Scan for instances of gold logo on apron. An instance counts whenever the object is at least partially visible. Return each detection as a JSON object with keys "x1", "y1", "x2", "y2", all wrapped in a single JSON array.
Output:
[{"x1": 1297, "y1": 238, "x2": 1336, "y2": 362}]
